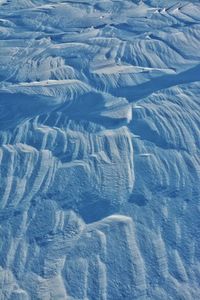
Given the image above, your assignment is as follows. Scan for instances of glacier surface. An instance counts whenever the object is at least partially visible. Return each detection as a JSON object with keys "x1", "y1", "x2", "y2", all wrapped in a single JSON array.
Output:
[{"x1": 0, "y1": 0, "x2": 200, "y2": 299}]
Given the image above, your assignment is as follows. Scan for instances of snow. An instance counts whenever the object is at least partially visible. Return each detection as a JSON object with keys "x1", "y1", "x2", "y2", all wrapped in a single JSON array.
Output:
[{"x1": 0, "y1": 0, "x2": 200, "y2": 299}]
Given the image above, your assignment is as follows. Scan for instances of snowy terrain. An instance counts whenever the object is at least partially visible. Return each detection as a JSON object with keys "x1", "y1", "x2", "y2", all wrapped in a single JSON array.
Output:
[{"x1": 0, "y1": 0, "x2": 200, "y2": 299}]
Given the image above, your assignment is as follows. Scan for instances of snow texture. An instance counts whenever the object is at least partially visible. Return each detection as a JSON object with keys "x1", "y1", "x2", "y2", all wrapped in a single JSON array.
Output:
[{"x1": 0, "y1": 0, "x2": 200, "y2": 299}]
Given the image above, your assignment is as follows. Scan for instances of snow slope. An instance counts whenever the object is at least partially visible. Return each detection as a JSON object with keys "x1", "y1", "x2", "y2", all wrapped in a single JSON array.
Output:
[{"x1": 0, "y1": 0, "x2": 200, "y2": 299}]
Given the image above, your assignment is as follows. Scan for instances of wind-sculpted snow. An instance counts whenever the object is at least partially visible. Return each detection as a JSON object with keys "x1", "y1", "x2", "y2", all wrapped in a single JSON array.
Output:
[{"x1": 0, "y1": 0, "x2": 200, "y2": 299}]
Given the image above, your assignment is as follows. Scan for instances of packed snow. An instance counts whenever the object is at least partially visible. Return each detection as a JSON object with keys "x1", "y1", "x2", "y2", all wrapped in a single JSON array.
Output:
[{"x1": 0, "y1": 0, "x2": 200, "y2": 299}]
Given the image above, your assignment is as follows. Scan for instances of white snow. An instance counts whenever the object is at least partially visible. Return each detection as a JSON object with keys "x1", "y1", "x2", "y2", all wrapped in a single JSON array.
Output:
[{"x1": 0, "y1": 0, "x2": 200, "y2": 299}]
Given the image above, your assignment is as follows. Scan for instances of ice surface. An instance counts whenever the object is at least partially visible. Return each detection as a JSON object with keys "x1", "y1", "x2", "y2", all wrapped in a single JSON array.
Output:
[{"x1": 0, "y1": 0, "x2": 200, "y2": 299}]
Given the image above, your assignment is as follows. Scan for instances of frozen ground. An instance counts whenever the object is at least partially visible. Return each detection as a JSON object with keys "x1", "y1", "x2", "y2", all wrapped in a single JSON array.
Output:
[{"x1": 0, "y1": 0, "x2": 200, "y2": 299}]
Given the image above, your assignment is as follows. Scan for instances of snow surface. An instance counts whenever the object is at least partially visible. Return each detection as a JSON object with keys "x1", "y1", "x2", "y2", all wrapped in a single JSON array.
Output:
[{"x1": 0, "y1": 0, "x2": 200, "y2": 299}]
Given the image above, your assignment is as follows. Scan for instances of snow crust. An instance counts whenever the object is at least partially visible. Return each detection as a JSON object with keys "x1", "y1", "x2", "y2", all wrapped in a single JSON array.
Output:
[{"x1": 0, "y1": 0, "x2": 200, "y2": 299}]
